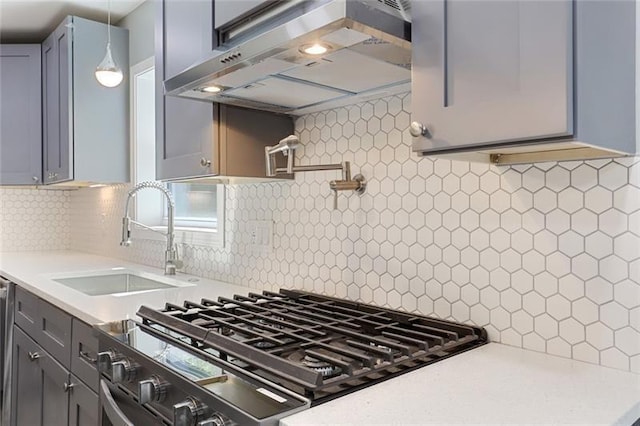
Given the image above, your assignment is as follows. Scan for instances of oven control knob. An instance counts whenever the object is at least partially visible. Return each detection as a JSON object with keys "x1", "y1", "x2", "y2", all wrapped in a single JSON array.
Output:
[
  {"x1": 111, "y1": 358, "x2": 138, "y2": 383},
  {"x1": 198, "y1": 413, "x2": 229, "y2": 426},
  {"x1": 96, "y1": 350, "x2": 118, "y2": 375},
  {"x1": 173, "y1": 397, "x2": 208, "y2": 426},
  {"x1": 138, "y1": 375, "x2": 169, "y2": 404}
]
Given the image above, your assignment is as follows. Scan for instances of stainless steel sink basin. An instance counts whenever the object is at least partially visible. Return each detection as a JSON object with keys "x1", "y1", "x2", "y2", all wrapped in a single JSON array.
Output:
[{"x1": 52, "y1": 269, "x2": 188, "y2": 296}]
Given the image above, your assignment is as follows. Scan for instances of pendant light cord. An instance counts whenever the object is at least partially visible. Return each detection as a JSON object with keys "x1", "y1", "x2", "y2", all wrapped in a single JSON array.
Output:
[{"x1": 107, "y1": 0, "x2": 112, "y2": 46}]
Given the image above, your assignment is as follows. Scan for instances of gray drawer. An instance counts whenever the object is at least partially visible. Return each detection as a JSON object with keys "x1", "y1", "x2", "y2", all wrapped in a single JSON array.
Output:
[
  {"x1": 38, "y1": 299, "x2": 72, "y2": 368},
  {"x1": 14, "y1": 286, "x2": 39, "y2": 339},
  {"x1": 71, "y1": 319, "x2": 99, "y2": 392}
]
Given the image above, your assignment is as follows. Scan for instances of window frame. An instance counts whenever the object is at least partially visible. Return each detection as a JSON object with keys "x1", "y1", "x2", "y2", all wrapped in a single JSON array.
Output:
[{"x1": 129, "y1": 57, "x2": 224, "y2": 248}]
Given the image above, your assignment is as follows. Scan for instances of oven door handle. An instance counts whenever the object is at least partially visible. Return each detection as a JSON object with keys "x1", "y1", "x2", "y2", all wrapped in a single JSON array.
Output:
[{"x1": 100, "y1": 380, "x2": 134, "y2": 426}]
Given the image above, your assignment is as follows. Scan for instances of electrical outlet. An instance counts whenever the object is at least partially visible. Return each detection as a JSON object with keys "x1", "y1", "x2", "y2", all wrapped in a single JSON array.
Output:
[{"x1": 249, "y1": 220, "x2": 273, "y2": 252}]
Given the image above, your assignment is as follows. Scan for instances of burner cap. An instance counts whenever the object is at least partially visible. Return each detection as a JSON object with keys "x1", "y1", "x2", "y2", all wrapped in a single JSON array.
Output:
[
  {"x1": 253, "y1": 340, "x2": 276, "y2": 349},
  {"x1": 301, "y1": 355, "x2": 342, "y2": 378}
]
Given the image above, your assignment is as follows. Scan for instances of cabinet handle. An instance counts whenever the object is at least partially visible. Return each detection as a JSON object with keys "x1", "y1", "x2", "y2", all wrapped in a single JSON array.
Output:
[
  {"x1": 63, "y1": 382, "x2": 75, "y2": 392},
  {"x1": 409, "y1": 121, "x2": 432, "y2": 139},
  {"x1": 28, "y1": 351, "x2": 40, "y2": 361},
  {"x1": 80, "y1": 350, "x2": 97, "y2": 364},
  {"x1": 32, "y1": 176, "x2": 39, "y2": 183},
  {"x1": 200, "y1": 157, "x2": 211, "y2": 167}
]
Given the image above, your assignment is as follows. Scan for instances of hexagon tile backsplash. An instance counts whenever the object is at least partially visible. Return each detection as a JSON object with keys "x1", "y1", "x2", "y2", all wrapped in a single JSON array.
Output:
[
  {"x1": 67, "y1": 93, "x2": 640, "y2": 372},
  {"x1": 0, "y1": 188, "x2": 70, "y2": 252}
]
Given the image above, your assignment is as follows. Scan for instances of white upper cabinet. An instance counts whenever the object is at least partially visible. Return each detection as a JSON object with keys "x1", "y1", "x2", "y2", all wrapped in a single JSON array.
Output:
[{"x1": 412, "y1": 0, "x2": 573, "y2": 153}]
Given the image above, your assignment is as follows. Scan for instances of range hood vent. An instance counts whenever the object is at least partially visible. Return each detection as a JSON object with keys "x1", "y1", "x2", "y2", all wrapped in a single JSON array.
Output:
[{"x1": 164, "y1": 0, "x2": 411, "y2": 116}]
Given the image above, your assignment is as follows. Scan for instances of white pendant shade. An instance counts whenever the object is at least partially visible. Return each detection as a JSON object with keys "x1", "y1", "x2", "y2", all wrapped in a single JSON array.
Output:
[
  {"x1": 95, "y1": 0, "x2": 123, "y2": 88},
  {"x1": 95, "y1": 43, "x2": 123, "y2": 88}
]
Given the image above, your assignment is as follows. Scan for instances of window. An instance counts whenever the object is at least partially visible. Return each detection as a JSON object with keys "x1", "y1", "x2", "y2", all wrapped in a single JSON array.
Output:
[{"x1": 131, "y1": 58, "x2": 224, "y2": 247}]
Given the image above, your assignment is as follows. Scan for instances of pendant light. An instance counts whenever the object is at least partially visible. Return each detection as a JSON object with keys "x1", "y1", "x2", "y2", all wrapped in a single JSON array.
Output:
[{"x1": 95, "y1": 0, "x2": 123, "y2": 87}]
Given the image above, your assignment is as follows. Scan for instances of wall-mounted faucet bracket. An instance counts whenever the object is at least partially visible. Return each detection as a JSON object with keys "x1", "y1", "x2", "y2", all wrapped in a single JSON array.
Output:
[{"x1": 265, "y1": 135, "x2": 367, "y2": 210}]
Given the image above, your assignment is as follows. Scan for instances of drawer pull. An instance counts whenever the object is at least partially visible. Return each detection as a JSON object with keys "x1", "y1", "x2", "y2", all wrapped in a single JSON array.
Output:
[
  {"x1": 80, "y1": 350, "x2": 97, "y2": 364},
  {"x1": 28, "y1": 351, "x2": 40, "y2": 361},
  {"x1": 63, "y1": 382, "x2": 75, "y2": 392}
]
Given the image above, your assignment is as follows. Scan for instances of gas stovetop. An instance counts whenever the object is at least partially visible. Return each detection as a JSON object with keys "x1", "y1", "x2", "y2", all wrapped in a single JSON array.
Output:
[
  {"x1": 96, "y1": 290, "x2": 488, "y2": 425},
  {"x1": 137, "y1": 289, "x2": 488, "y2": 403}
]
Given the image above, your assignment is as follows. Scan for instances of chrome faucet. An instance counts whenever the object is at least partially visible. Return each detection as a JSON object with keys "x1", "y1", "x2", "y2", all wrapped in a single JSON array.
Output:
[{"x1": 120, "y1": 181, "x2": 182, "y2": 275}]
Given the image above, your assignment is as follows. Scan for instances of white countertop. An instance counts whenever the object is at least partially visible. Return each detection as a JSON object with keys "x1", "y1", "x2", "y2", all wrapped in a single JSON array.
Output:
[
  {"x1": 1, "y1": 251, "x2": 639, "y2": 425},
  {"x1": 281, "y1": 342, "x2": 640, "y2": 426},
  {"x1": 0, "y1": 250, "x2": 255, "y2": 324}
]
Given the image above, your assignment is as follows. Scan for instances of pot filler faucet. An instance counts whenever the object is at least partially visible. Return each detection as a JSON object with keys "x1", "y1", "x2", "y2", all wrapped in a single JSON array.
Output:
[
  {"x1": 120, "y1": 181, "x2": 182, "y2": 275},
  {"x1": 265, "y1": 135, "x2": 366, "y2": 209}
]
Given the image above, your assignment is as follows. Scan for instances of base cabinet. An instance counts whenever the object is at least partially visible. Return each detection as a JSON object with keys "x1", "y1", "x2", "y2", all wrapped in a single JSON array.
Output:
[
  {"x1": 69, "y1": 379, "x2": 99, "y2": 426},
  {"x1": 10, "y1": 287, "x2": 99, "y2": 426}
]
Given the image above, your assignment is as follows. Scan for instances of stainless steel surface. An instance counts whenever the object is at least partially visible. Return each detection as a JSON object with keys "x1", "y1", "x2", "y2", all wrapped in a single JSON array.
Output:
[
  {"x1": 328, "y1": 162, "x2": 366, "y2": 210},
  {"x1": 138, "y1": 375, "x2": 169, "y2": 404},
  {"x1": 409, "y1": 121, "x2": 431, "y2": 138},
  {"x1": 173, "y1": 397, "x2": 206, "y2": 426},
  {"x1": 112, "y1": 358, "x2": 137, "y2": 384},
  {"x1": 53, "y1": 272, "x2": 176, "y2": 296},
  {"x1": 265, "y1": 137, "x2": 365, "y2": 210},
  {"x1": 96, "y1": 319, "x2": 310, "y2": 426},
  {"x1": 164, "y1": 0, "x2": 411, "y2": 115},
  {"x1": 99, "y1": 379, "x2": 135, "y2": 426},
  {"x1": 121, "y1": 181, "x2": 182, "y2": 275}
]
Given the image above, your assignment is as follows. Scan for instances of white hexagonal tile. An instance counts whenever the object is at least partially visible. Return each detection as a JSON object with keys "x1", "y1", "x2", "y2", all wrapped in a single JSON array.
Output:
[
  {"x1": 614, "y1": 233, "x2": 640, "y2": 261},
  {"x1": 600, "y1": 347, "x2": 629, "y2": 370},
  {"x1": 600, "y1": 255, "x2": 629, "y2": 284},
  {"x1": 559, "y1": 318, "x2": 585, "y2": 344},
  {"x1": 600, "y1": 302, "x2": 628, "y2": 330},
  {"x1": 573, "y1": 298, "x2": 599, "y2": 325},
  {"x1": 584, "y1": 187, "x2": 613, "y2": 214},
  {"x1": 572, "y1": 253, "x2": 599, "y2": 280},
  {"x1": 585, "y1": 277, "x2": 614, "y2": 304},
  {"x1": 571, "y1": 164, "x2": 598, "y2": 191},
  {"x1": 599, "y1": 162, "x2": 628, "y2": 190},
  {"x1": 535, "y1": 314, "x2": 558, "y2": 339},
  {"x1": 586, "y1": 323, "x2": 614, "y2": 350}
]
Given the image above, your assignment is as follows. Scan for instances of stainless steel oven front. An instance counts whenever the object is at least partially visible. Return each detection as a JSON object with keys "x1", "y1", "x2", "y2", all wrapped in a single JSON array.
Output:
[
  {"x1": 100, "y1": 379, "x2": 164, "y2": 426},
  {"x1": 95, "y1": 320, "x2": 309, "y2": 426}
]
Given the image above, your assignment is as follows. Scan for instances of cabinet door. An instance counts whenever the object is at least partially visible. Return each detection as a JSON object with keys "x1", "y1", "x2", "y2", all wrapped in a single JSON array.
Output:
[
  {"x1": 12, "y1": 326, "x2": 43, "y2": 425},
  {"x1": 214, "y1": 0, "x2": 273, "y2": 29},
  {"x1": 42, "y1": 18, "x2": 72, "y2": 184},
  {"x1": 0, "y1": 45, "x2": 42, "y2": 185},
  {"x1": 40, "y1": 351, "x2": 70, "y2": 426},
  {"x1": 68, "y1": 377, "x2": 98, "y2": 426},
  {"x1": 156, "y1": 0, "x2": 216, "y2": 180},
  {"x1": 412, "y1": 0, "x2": 573, "y2": 153}
]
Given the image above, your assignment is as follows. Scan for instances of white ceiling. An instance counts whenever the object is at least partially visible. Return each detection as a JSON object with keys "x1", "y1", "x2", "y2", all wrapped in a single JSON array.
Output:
[{"x1": 0, "y1": 0, "x2": 145, "y2": 42}]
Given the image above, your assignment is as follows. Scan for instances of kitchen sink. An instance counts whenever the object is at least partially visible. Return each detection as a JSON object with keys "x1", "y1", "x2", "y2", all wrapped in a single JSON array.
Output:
[{"x1": 53, "y1": 269, "x2": 189, "y2": 296}]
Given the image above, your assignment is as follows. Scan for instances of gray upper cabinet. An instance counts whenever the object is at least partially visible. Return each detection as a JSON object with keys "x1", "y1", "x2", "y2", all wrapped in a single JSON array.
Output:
[
  {"x1": 156, "y1": 0, "x2": 293, "y2": 181},
  {"x1": 412, "y1": 0, "x2": 640, "y2": 164},
  {"x1": 412, "y1": 0, "x2": 573, "y2": 153},
  {"x1": 42, "y1": 16, "x2": 129, "y2": 185},
  {"x1": 0, "y1": 45, "x2": 42, "y2": 185},
  {"x1": 156, "y1": 0, "x2": 216, "y2": 181},
  {"x1": 214, "y1": 0, "x2": 273, "y2": 29}
]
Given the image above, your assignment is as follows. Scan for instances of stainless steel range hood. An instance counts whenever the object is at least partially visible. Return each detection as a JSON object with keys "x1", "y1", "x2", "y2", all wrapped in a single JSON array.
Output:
[{"x1": 164, "y1": 0, "x2": 411, "y2": 116}]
